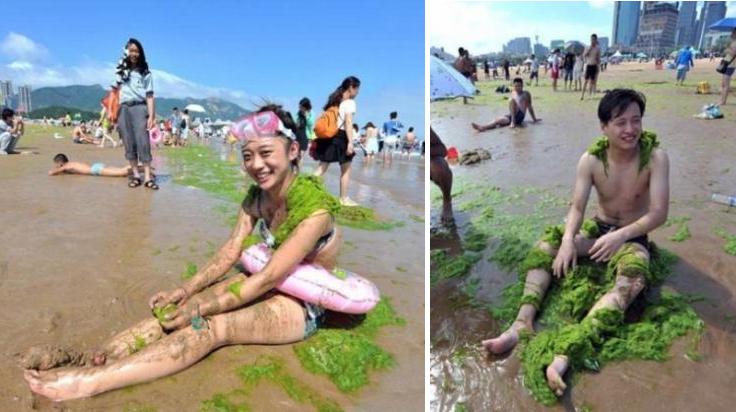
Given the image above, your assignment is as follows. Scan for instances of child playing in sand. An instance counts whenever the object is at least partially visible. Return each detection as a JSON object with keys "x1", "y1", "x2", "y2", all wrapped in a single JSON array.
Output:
[
  {"x1": 0, "y1": 108, "x2": 23, "y2": 155},
  {"x1": 471, "y1": 78, "x2": 542, "y2": 131},
  {"x1": 482, "y1": 89, "x2": 670, "y2": 398},
  {"x1": 48, "y1": 153, "x2": 138, "y2": 177}
]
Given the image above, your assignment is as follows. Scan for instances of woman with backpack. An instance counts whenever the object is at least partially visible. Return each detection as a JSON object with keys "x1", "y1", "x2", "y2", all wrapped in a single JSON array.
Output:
[
  {"x1": 113, "y1": 38, "x2": 158, "y2": 190},
  {"x1": 313, "y1": 76, "x2": 360, "y2": 207}
]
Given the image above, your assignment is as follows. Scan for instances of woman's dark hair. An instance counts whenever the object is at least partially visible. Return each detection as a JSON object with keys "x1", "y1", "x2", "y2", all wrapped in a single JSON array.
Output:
[
  {"x1": 352, "y1": 123, "x2": 359, "y2": 132},
  {"x1": 125, "y1": 38, "x2": 150, "y2": 74},
  {"x1": 1, "y1": 108, "x2": 13, "y2": 120},
  {"x1": 255, "y1": 103, "x2": 300, "y2": 169},
  {"x1": 324, "y1": 76, "x2": 360, "y2": 110},
  {"x1": 363, "y1": 122, "x2": 375, "y2": 129},
  {"x1": 598, "y1": 89, "x2": 646, "y2": 124},
  {"x1": 408, "y1": 127, "x2": 414, "y2": 132},
  {"x1": 53, "y1": 153, "x2": 69, "y2": 164},
  {"x1": 299, "y1": 97, "x2": 312, "y2": 111}
]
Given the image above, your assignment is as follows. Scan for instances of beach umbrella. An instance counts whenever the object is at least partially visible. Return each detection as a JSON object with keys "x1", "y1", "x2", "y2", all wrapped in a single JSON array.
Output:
[
  {"x1": 524, "y1": 58, "x2": 534, "y2": 64},
  {"x1": 73, "y1": 113, "x2": 82, "y2": 119},
  {"x1": 708, "y1": 17, "x2": 736, "y2": 32},
  {"x1": 185, "y1": 104, "x2": 206, "y2": 113},
  {"x1": 565, "y1": 41, "x2": 585, "y2": 54},
  {"x1": 636, "y1": 52, "x2": 648, "y2": 58},
  {"x1": 430, "y1": 55, "x2": 477, "y2": 101}
]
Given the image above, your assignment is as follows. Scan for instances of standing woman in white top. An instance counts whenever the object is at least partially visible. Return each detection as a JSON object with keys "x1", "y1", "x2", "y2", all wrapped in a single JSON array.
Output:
[
  {"x1": 113, "y1": 38, "x2": 158, "y2": 190},
  {"x1": 313, "y1": 76, "x2": 360, "y2": 206}
]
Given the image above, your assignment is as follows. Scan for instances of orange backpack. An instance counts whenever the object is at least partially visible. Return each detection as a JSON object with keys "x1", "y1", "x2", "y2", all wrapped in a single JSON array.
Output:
[{"x1": 314, "y1": 106, "x2": 340, "y2": 139}]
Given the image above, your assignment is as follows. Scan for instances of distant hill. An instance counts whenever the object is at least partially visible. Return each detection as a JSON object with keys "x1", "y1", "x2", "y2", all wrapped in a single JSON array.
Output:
[
  {"x1": 30, "y1": 85, "x2": 251, "y2": 120},
  {"x1": 27, "y1": 106, "x2": 98, "y2": 122}
]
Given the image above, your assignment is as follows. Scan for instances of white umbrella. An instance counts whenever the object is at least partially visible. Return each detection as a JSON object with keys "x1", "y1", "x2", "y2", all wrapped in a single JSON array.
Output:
[
  {"x1": 185, "y1": 104, "x2": 206, "y2": 113},
  {"x1": 524, "y1": 58, "x2": 534, "y2": 64},
  {"x1": 565, "y1": 41, "x2": 585, "y2": 55},
  {"x1": 430, "y1": 55, "x2": 477, "y2": 101}
]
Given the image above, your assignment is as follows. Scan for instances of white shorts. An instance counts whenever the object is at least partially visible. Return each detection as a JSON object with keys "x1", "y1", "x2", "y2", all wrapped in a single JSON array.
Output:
[
  {"x1": 573, "y1": 69, "x2": 583, "y2": 81},
  {"x1": 181, "y1": 128, "x2": 189, "y2": 140},
  {"x1": 384, "y1": 135, "x2": 399, "y2": 149},
  {"x1": 172, "y1": 127, "x2": 179, "y2": 135}
]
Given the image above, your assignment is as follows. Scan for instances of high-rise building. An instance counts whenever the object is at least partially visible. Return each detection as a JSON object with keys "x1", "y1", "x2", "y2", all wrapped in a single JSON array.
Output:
[
  {"x1": 503, "y1": 37, "x2": 532, "y2": 55},
  {"x1": 17, "y1": 85, "x2": 32, "y2": 113},
  {"x1": 0, "y1": 80, "x2": 12, "y2": 108},
  {"x1": 634, "y1": 2, "x2": 679, "y2": 55},
  {"x1": 696, "y1": 1, "x2": 727, "y2": 49},
  {"x1": 550, "y1": 39, "x2": 565, "y2": 51},
  {"x1": 613, "y1": 1, "x2": 641, "y2": 46},
  {"x1": 676, "y1": 1, "x2": 698, "y2": 47},
  {"x1": 533, "y1": 43, "x2": 550, "y2": 57},
  {"x1": 599, "y1": 37, "x2": 609, "y2": 54}
]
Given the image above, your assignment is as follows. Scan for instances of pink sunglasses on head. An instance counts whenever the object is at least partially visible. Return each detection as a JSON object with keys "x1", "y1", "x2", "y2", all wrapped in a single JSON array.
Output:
[{"x1": 231, "y1": 111, "x2": 294, "y2": 142}]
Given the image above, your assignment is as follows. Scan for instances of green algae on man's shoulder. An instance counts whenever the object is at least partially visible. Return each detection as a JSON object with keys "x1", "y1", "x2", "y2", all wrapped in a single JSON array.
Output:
[{"x1": 588, "y1": 130, "x2": 660, "y2": 174}]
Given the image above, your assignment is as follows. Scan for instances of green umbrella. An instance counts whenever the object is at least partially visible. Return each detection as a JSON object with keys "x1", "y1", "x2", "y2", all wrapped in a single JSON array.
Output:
[{"x1": 73, "y1": 113, "x2": 82, "y2": 119}]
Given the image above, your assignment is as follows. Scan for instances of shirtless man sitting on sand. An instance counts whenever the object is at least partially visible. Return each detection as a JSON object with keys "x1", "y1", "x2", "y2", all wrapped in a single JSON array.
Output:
[
  {"x1": 471, "y1": 78, "x2": 541, "y2": 131},
  {"x1": 48, "y1": 153, "x2": 144, "y2": 177},
  {"x1": 481, "y1": 89, "x2": 669, "y2": 397},
  {"x1": 72, "y1": 122, "x2": 99, "y2": 144}
]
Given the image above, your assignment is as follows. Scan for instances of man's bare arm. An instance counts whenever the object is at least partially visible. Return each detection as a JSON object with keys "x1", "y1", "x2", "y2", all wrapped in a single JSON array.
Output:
[
  {"x1": 617, "y1": 149, "x2": 670, "y2": 240},
  {"x1": 563, "y1": 153, "x2": 595, "y2": 242}
]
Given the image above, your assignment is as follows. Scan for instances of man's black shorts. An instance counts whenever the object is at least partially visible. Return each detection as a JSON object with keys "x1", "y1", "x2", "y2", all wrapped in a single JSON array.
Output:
[{"x1": 584, "y1": 64, "x2": 599, "y2": 81}]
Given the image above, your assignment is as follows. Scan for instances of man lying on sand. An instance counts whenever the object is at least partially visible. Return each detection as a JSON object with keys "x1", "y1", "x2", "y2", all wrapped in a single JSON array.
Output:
[
  {"x1": 72, "y1": 122, "x2": 99, "y2": 144},
  {"x1": 471, "y1": 78, "x2": 541, "y2": 131},
  {"x1": 48, "y1": 153, "x2": 147, "y2": 177},
  {"x1": 481, "y1": 89, "x2": 669, "y2": 397}
]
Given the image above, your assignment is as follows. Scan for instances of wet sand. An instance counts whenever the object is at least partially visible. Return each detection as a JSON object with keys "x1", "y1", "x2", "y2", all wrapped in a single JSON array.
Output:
[
  {"x1": 430, "y1": 60, "x2": 736, "y2": 411},
  {"x1": 0, "y1": 128, "x2": 424, "y2": 411}
]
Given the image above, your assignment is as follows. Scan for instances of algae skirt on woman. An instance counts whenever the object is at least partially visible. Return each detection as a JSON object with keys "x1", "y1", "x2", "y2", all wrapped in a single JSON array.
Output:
[{"x1": 313, "y1": 130, "x2": 354, "y2": 164}]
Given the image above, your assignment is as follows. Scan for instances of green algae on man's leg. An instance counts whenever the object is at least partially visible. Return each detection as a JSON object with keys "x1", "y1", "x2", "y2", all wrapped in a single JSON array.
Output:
[
  {"x1": 228, "y1": 280, "x2": 244, "y2": 299},
  {"x1": 181, "y1": 262, "x2": 198, "y2": 280},
  {"x1": 153, "y1": 304, "x2": 178, "y2": 324}
]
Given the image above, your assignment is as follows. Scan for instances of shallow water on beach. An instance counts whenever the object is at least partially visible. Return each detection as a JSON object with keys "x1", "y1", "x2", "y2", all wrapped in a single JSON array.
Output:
[
  {"x1": 0, "y1": 131, "x2": 424, "y2": 411},
  {"x1": 430, "y1": 60, "x2": 736, "y2": 412}
]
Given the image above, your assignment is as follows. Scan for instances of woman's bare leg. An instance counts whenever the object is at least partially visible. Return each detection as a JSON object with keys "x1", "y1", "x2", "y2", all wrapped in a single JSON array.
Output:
[
  {"x1": 24, "y1": 294, "x2": 305, "y2": 401},
  {"x1": 339, "y1": 162, "x2": 352, "y2": 201},
  {"x1": 313, "y1": 162, "x2": 329, "y2": 177},
  {"x1": 94, "y1": 274, "x2": 249, "y2": 364},
  {"x1": 720, "y1": 74, "x2": 731, "y2": 106}
]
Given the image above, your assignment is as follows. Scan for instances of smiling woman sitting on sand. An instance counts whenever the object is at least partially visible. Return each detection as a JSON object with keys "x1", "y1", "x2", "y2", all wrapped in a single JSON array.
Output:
[{"x1": 23, "y1": 104, "x2": 366, "y2": 401}]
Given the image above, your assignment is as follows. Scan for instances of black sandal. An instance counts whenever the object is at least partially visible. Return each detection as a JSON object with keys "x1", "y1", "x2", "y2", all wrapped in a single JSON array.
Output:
[
  {"x1": 128, "y1": 177, "x2": 142, "y2": 188},
  {"x1": 144, "y1": 180, "x2": 159, "y2": 190}
]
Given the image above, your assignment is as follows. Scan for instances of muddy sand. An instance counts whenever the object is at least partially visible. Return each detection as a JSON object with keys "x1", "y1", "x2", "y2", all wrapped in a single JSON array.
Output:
[
  {"x1": 430, "y1": 59, "x2": 736, "y2": 411},
  {"x1": 0, "y1": 127, "x2": 424, "y2": 411}
]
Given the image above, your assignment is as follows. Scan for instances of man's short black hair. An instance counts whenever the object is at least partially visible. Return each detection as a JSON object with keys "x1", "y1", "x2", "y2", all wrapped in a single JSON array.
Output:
[
  {"x1": 1, "y1": 108, "x2": 14, "y2": 120},
  {"x1": 512, "y1": 77, "x2": 524, "y2": 85},
  {"x1": 53, "y1": 153, "x2": 69, "y2": 164},
  {"x1": 390, "y1": 111, "x2": 398, "y2": 119},
  {"x1": 598, "y1": 89, "x2": 646, "y2": 124},
  {"x1": 173, "y1": 107, "x2": 178, "y2": 111}
]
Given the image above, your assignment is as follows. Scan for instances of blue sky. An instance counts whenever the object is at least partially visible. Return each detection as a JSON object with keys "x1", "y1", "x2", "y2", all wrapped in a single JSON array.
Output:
[
  {"x1": 430, "y1": 1, "x2": 736, "y2": 55},
  {"x1": 0, "y1": 0, "x2": 425, "y2": 137}
]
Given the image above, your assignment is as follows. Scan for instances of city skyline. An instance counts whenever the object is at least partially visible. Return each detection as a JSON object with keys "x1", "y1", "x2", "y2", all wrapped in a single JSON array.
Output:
[{"x1": 430, "y1": 1, "x2": 736, "y2": 56}]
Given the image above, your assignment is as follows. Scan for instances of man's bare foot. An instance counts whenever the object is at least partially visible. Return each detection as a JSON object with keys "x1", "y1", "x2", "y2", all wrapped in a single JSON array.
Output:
[
  {"x1": 24, "y1": 368, "x2": 95, "y2": 401},
  {"x1": 471, "y1": 122, "x2": 483, "y2": 131},
  {"x1": 545, "y1": 354, "x2": 569, "y2": 396},
  {"x1": 481, "y1": 319, "x2": 531, "y2": 354}
]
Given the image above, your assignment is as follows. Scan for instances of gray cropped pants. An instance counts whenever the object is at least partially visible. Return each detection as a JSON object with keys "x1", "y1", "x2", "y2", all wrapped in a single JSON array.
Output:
[{"x1": 118, "y1": 103, "x2": 152, "y2": 163}]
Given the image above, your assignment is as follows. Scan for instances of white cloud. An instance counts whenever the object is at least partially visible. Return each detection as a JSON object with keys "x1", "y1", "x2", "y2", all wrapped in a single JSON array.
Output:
[
  {"x1": 430, "y1": 2, "x2": 609, "y2": 55},
  {"x1": 0, "y1": 32, "x2": 48, "y2": 62},
  {"x1": 588, "y1": 1, "x2": 613, "y2": 10},
  {"x1": 0, "y1": 33, "x2": 259, "y2": 107},
  {"x1": 7, "y1": 61, "x2": 33, "y2": 70}
]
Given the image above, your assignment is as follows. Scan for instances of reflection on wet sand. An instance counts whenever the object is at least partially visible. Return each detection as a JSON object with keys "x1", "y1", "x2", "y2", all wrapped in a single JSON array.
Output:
[{"x1": 431, "y1": 60, "x2": 736, "y2": 412}]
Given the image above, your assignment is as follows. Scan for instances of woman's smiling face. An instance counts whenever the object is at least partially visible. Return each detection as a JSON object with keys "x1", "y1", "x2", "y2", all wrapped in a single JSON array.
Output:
[
  {"x1": 241, "y1": 137, "x2": 298, "y2": 191},
  {"x1": 127, "y1": 43, "x2": 140, "y2": 66}
]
